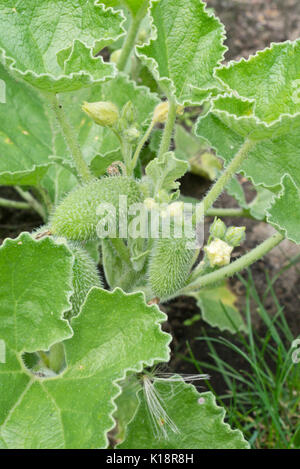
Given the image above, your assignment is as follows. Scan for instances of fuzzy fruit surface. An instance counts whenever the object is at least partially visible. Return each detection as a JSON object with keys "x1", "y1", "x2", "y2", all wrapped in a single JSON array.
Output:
[
  {"x1": 51, "y1": 176, "x2": 143, "y2": 241},
  {"x1": 67, "y1": 243, "x2": 103, "y2": 318},
  {"x1": 149, "y1": 236, "x2": 195, "y2": 300}
]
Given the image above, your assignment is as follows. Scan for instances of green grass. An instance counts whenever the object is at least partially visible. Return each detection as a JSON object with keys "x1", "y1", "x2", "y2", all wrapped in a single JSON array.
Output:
[{"x1": 179, "y1": 266, "x2": 300, "y2": 449}]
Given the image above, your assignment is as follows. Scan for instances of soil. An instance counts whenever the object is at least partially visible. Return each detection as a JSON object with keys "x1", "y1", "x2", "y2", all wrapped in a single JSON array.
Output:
[{"x1": 0, "y1": 0, "x2": 299, "y2": 428}]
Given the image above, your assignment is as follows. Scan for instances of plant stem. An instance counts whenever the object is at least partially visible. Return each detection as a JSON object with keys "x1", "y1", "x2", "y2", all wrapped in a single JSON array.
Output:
[
  {"x1": 110, "y1": 238, "x2": 132, "y2": 266},
  {"x1": 181, "y1": 231, "x2": 284, "y2": 293},
  {"x1": 36, "y1": 185, "x2": 52, "y2": 217},
  {"x1": 16, "y1": 187, "x2": 46, "y2": 220},
  {"x1": 130, "y1": 120, "x2": 155, "y2": 173},
  {"x1": 50, "y1": 94, "x2": 93, "y2": 183},
  {"x1": 194, "y1": 139, "x2": 256, "y2": 221},
  {"x1": 117, "y1": 8, "x2": 145, "y2": 72},
  {"x1": 158, "y1": 98, "x2": 177, "y2": 158},
  {"x1": 206, "y1": 207, "x2": 255, "y2": 219},
  {"x1": 0, "y1": 197, "x2": 31, "y2": 210}
]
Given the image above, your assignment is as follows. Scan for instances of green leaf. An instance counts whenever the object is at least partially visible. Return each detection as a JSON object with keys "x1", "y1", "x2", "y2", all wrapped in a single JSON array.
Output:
[
  {"x1": 0, "y1": 287, "x2": 170, "y2": 448},
  {"x1": 0, "y1": 64, "x2": 52, "y2": 185},
  {"x1": 101, "y1": 0, "x2": 149, "y2": 18},
  {"x1": 113, "y1": 379, "x2": 140, "y2": 444},
  {"x1": 0, "y1": 233, "x2": 73, "y2": 430},
  {"x1": 226, "y1": 178, "x2": 277, "y2": 221},
  {"x1": 189, "y1": 282, "x2": 246, "y2": 333},
  {"x1": 0, "y1": 164, "x2": 51, "y2": 187},
  {"x1": 0, "y1": 63, "x2": 77, "y2": 201},
  {"x1": 137, "y1": 0, "x2": 226, "y2": 104},
  {"x1": 0, "y1": 0, "x2": 124, "y2": 92},
  {"x1": 119, "y1": 381, "x2": 249, "y2": 449},
  {"x1": 90, "y1": 149, "x2": 122, "y2": 177},
  {"x1": 216, "y1": 41, "x2": 300, "y2": 123},
  {"x1": 145, "y1": 151, "x2": 189, "y2": 195},
  {"x1": 196, "y1": 40, "x2": 300, "y2": 240},
  {"x1": 226, "y1": 177, "x2": 248, "y2": 209},
  {"x1": 248, "y1": 186, "x2": 276, "y2": 221},
  {"x1": 0, "y1": 233, "x2": 73, "y2": 354},
  {"x1": 267, "y1": 175, "x2": 300, "y2": 244},
  {"x1": 174, "y1": 126, "x2": 221, "y2": 180}
]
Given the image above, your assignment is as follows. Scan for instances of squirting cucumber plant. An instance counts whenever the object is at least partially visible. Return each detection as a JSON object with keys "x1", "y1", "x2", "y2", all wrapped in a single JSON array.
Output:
[{"x1": 0, "y1": 0, "x2": 299, "y2": 450}]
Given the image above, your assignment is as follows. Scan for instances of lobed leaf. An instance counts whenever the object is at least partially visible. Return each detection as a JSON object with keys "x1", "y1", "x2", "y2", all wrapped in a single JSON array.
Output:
[
  {"x1": 0, "y1": 0, "x2": 124, "y2": 92},
  {"x1": 196, "y1": 39, "x2": 300, "y2": 242},
  {"x1": 0, "y1": 285, "x2": 171, "y2": 448},
  {"x1": 145, "y1": 151, "x2": 189, "y2": 195},
  {"x1": 267, "y1": 175, "x2": 300, "y2": 244},
  {"x1": 189, "y1": 282, "x2": 246, "y2": 334},
  {"x1": 119, "y1": 380, "x2": 249, "y2": 449},
  {"x1": 137, "y1": 0, "x2": 226, "y2": 104},
  {"x1": 101, "y1": 0, "x2": 150, "y2": 18}
]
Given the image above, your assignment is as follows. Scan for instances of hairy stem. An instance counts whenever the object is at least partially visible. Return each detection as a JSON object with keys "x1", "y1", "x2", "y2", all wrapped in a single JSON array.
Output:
[
  {"x1": 50, "y1": 94, "x2": 93, "y2": 183},
  {"x1": 158, "y1": 98, "x2": 177, "y2": 158},
  {"x1": 194, "y1": 139, "x2": 256, "y2": 221},
  {"x1": 206, "y1": 207, "x2": 259, "y2": 220},
  {"x1": 181, "y1": 231, "x2": 284, "y2": 293},
  {"x1": 117, "y1": 7, "x2": 146, "y2": 72},
  {"x1": 16, "y1": 187, "x2": 46, "y2": 220},
  {"x1": 130, "y1": 120, "x2": 155, "y2": 173},
  {"x1": 110, "y1": 238, "x2": 132, "y2": 266},
  {"x1": 0, "y1": 197, "x2": 31, "y2": 210}
]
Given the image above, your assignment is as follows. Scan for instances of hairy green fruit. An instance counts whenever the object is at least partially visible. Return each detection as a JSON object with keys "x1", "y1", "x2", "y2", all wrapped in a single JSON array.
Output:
[
  {"x1": 32, "y1": 227, "x2": 102, "y2": 318},
  {"x1": 68, "y1": 243, "x2": 103, "y2": 318},
  {"x1": 148, "y1": 236, "x2": 195, "y2": 300},
  {"x1": 51, "y1": 177, "x2": 143, "y2": 241}
]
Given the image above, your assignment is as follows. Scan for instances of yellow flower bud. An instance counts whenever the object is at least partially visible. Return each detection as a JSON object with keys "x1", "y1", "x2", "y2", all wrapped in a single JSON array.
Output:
[
  {"x1": 167, "y1": 201, "x2": 184, "y2": 218},
  {"x1": 110, "y1": 49, "x2": 122, "y2": 64},
  {"x1": 153, "y1": 101, "x2": 184, "y2": 124},
  {"x1": 204, "y1": 239, "x2": 233, "y2": 267},
  {"x1": 153, "y1": 101, "x2": 169, "y2": 124},
  {"x1": 176, "y1": 105, "x2": 184, "y2": 116},
  {"x1": 144, "y1": 198, "x2": 158, "y2": 210},
  {"x1": 82, "y1": 101, "x2": 119, "y2": 127}
]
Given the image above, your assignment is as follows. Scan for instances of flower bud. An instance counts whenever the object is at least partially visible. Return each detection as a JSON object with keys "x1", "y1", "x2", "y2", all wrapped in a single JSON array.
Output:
[
  {"x1": 204, "y1": 239, "x2": 233, "y2": 267},
  {"x1": 209, "y1": 217, "x2": 226, "y2": 239},
  {"x1": 153, "y1": 102, "x2": 185, "y2": 124},
  {"x1": 167, "y1": 201, "x2": 184, "y2": 218},
  {"x1": 121, "y1": 101, "x2": 135, "y2": 125},
  {"x1": 144, "y1": 197, "x2": 158, "y2": 210},
  {"x1": 224, "y1": 226, "x2": 246, "y2": 247},
  {"x1": 110, "y1": 49, "x2": 122, "y2": 64},
  {"x1": 124, "y1": 126, "x2": 140, "y2": 143},
  {"x1": 82, "y1": 101, "x2": 119, "y2": 127},
  {"x1": 176, "y1": 105, "x2": 184, "y2": 116},
  {"x1": 153, "y1": 101, "x2": 169, "y2": 124}
]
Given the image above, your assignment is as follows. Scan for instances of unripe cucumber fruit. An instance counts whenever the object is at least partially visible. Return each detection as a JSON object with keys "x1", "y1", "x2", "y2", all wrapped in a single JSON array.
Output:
[
  {"x1": 148, "y1": 236, "x2": 195, "y2": 300},
  {"x1": 68, "y1": 242, "x2": 103, "y2": 318},
  {"x1": 50, "y1": 177, "x2": 143, "y2": 241},
  {"x1": 31, "y1": 227, "x2": 102, "y2": 318}
]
